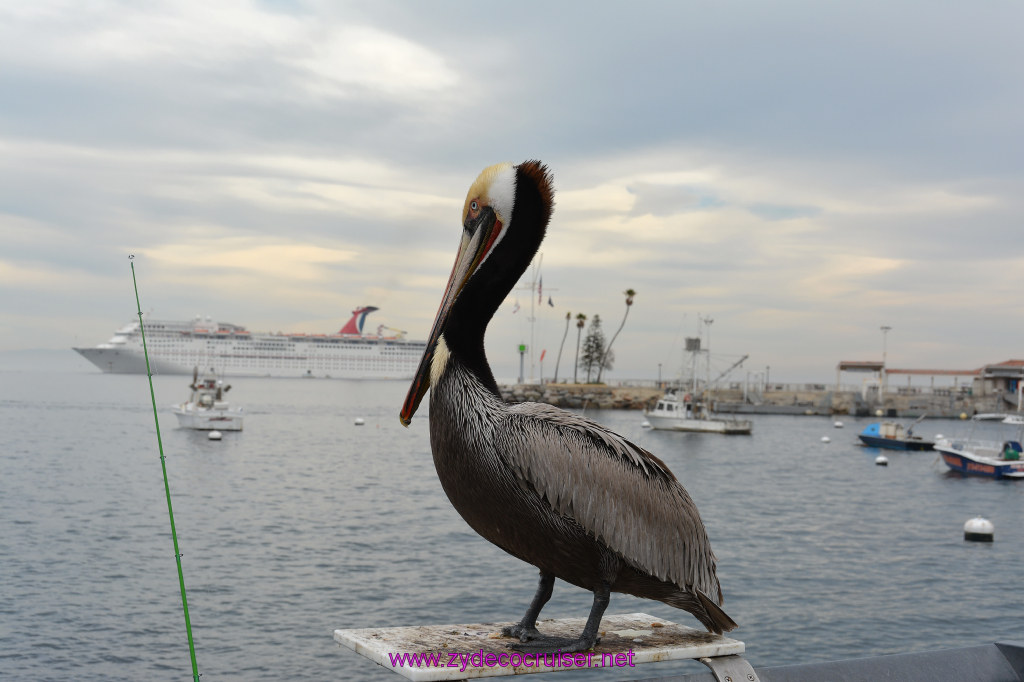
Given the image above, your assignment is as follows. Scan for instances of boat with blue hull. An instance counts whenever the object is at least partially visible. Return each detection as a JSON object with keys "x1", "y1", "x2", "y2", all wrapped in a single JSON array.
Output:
[
  {"x1": 858, "y1": 417, "x2": 934, "y2": 451},
  {"x1": 934, "y1": 414, "x2": 1024, "y2": 479}
]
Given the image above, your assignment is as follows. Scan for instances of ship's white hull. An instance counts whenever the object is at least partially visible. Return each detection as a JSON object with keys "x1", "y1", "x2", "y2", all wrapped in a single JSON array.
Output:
[
  {"x1": 74, "y1": 345, "x2": 419, "y2": 379},
  {"x1": 73, "y1": 317, "x2": 426, "y2": 379},
  {"x1": 75, "y1": 347, "x2": 189, "y2": 375}
]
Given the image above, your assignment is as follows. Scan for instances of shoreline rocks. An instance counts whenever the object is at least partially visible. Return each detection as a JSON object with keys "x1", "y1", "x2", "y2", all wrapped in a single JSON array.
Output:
[{"x1": 499, "y1": 383, "x2": 661, "y2": 410}]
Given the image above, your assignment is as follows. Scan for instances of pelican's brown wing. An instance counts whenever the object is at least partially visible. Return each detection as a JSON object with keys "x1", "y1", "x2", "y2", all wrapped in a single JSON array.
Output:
[{"x1": 499, "y1": 401, "x2": 724, "y2": 603}]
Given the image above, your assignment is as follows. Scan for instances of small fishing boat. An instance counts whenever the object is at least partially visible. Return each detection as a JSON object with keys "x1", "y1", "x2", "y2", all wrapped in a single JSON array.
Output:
[
  {"x1": 172, "y1": 367, "x2": 244, "y2": 431},
  {"x1": 646, "y1": 317, "x2": 752, "y2": 435},
  {"x1": 857, "y1": 416, "x2": 933, "y2": 451},
  {"x1": 645, "y1": 391, "x2": 753, "y2": 435},
  {"x1": 934, "y1": 414, "x2": 1024, "y2": 479}
]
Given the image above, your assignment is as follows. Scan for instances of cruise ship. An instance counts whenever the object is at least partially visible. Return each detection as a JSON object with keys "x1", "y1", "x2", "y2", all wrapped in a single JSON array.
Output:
[{"x1": 73, "y1": 306, "x2": 427, "y2": 379}]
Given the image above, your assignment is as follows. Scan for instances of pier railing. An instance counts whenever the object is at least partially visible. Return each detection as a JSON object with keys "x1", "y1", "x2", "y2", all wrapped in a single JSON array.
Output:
[{"x1": 545, "y1": 378, "x2": 979, "y2": 397}]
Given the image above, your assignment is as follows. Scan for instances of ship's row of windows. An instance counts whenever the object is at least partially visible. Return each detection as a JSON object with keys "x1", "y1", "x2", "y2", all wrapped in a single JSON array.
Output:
[
  {"x1": 142, "y1": 335, "x2": 419, "y2": 349},
  {"x1": 139, "y1": 337, "x2": 421, "y2": 354},
  {"x1": 159, "y1": 351, "x2": 414, "y2": 362},
  {"x1": 157, "y1": 351, "x2": 412, "y2": 369},
  {"x1": 138, "y1": 342, "x2": 418, "y2": 364},
  {"x1": 143, "y1": 345, "x2": 418, "y2": 360}
]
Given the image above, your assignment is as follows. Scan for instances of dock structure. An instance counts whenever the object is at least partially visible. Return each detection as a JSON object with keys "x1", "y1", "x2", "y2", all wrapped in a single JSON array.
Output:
[
  {"x1": 335, "y1": 621, "x2": 1024, "y2": 682},
  {"x1": 334, "y1": 612, "x2": 748, "y2": 681}
]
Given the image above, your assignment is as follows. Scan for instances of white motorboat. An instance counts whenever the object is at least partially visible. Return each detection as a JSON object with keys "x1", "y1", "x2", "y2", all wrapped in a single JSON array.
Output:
[
  {"x1": 645, "y1": 391, "x2": 752, "y2": 434},
  {"x1": 172, "y1": 368, "x2": 244, "y2": 431}
]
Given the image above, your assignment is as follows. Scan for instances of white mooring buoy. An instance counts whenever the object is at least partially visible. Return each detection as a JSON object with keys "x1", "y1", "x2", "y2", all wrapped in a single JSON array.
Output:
[
  {"x1": 964, "y1": 516, "x2": 994, "y2": 542},
  {"x1": 821, "y1": 436, "x2": 831, "y2": 443},
  {"x1": 833, "y1": 421, "x2": 844, "y2": 428},
  {"x1": 641, "y1": 420, "x2": 652, "y2": 429},
  {"x1": 208, "y1": 430, "x2": 223, "y2": 441},
  {"x1": 354, "y1": 417, "x2": 365, "y2": 426},
  {"x1": 875, "y1": 454, "x2": 888, "y2": 466}
]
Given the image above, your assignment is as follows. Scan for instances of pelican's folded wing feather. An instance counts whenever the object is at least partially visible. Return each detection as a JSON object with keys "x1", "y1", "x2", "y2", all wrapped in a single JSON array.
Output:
[{"x1": 499, "y1": 401, "x2": 723, "y2": 603}]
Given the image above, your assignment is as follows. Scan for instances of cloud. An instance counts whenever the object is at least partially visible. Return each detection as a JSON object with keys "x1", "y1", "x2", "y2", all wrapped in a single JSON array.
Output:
[
  {"x1": 2, "y1": 0, "x2": 461, "y2": 104},
  {"x1": 289, "y1": 25, "x2": 459, "y2": 99},
  {"x1": 142, "y1": 238, "x2": 356, "y2": 280},
  {"x1": 0, "y1": 258, "x2": 113, "y2": 292},
  {"x1": 1, "y1": 1, "x2": 298, "y2": 69}
]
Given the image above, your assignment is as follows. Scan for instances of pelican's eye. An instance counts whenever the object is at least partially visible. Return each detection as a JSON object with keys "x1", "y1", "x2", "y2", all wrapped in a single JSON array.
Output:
[{"x1": 464, "y1": 198, "x2": 484, "y2": 235}]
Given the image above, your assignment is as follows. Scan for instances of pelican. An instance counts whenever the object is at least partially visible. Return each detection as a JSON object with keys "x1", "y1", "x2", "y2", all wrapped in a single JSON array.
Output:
[{"x1": 400, "y1": 161, "x2": 736, "y2": 652}]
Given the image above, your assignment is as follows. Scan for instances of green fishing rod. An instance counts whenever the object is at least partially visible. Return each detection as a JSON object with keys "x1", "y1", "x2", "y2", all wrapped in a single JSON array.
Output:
[{"x1": 130, "y1": 255, "x2": 201, "y2": 681}]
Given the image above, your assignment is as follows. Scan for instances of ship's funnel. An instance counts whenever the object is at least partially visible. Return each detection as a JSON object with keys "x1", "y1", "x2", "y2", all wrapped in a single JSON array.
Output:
[{"x1": 338, "y1": 306, "x2": 379, "y2": 336}]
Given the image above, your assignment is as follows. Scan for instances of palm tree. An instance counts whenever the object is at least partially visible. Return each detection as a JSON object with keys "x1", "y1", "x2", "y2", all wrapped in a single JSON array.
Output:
[
  {"x1": 596, "y1": 288, "x2": 635, "y2": 383},
  {"x1": 572, "y1": 313, "x2": 586, "y2": 384},
  {"x1": 553, "y1": 311, "x2": 571, "y2": 383}
]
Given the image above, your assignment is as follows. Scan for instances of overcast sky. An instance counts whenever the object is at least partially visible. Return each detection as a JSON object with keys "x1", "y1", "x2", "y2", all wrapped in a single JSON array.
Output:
[{"x1": 2, "y1": 0, "x2": 1022, "y2": 383}]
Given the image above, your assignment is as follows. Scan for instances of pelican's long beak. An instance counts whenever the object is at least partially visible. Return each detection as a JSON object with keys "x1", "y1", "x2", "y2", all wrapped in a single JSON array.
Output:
[{"x1": 400, "y1": 206, "x2": 502, "y2": 426}]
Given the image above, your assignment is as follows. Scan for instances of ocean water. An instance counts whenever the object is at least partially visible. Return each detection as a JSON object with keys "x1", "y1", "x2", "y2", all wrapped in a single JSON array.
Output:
[{"x1": 1, "y1": 368, "x2": 1022, "y2": 681}]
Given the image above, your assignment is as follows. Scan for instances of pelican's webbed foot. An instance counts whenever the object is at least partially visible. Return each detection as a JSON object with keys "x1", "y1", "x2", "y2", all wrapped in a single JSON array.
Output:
[
  {"x1": 506, "y1": 633, "x2": 601, "y2": 653},
  {"x1": 501, "y1": 623, "x2": 543, "y2": 642}
]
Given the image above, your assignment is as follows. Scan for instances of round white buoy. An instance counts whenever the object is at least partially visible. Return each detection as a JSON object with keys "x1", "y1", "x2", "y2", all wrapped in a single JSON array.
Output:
[
  {"x1": 875, "y1": 454, "x2": 888, "y2": 466},
  {"x1": 964, "y1": 516, "x2": 994, "y2": 542},
  {"x1": 641, "y1": 420, "x2": 651, "y2": 429},
  {"x1": 354, "y1": 417, "x2": 365, "y2": 426},
  {"x1": 833, "y1": 421, "x2": 844, "y2": 428},
  {"x1": 934, "y1": 434, "x2": 943, "y2": 441},
  {"x1": 875, "y1": 409, "x2": 884, "y2": 417},
  {"x1": 208, "y1": 430, "x2": 222, "y2": 440},
  {"x1": 821, "y1": 436, "x2": 831, "y2": 443}
]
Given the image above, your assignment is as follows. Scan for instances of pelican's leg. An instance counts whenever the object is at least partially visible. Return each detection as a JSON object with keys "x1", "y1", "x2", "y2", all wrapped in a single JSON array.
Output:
[
  {"x1": 502, "y1": 571, "x2": 554, "y2": 642},
  {"x1": 508, "y1": 581, "x2": 610, "y2": 653}
]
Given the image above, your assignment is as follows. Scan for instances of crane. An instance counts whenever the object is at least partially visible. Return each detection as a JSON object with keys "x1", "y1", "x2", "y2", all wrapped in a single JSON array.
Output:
[{"x1": 709, "y1": 354, "x2": 749, "y2": 387}]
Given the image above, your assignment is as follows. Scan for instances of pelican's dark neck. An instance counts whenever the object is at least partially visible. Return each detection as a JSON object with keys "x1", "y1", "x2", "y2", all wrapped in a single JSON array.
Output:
[{"x1": 444, "y1": 301, "x2": 501, "y2": 397}]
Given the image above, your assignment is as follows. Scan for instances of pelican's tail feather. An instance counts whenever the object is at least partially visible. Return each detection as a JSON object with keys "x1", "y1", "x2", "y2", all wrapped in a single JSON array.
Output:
[{"x1": 695, "y1": 587, "x2": 738, "y2": 634}]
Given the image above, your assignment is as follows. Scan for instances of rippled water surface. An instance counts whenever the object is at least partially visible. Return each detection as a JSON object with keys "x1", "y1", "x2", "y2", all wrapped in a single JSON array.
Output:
[{"x1": 2, "y1": 369, "x2": 1022, "y2": 681}]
